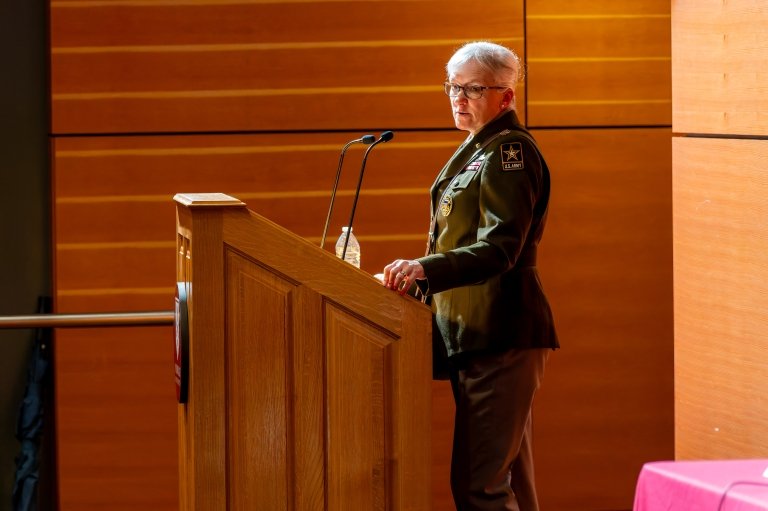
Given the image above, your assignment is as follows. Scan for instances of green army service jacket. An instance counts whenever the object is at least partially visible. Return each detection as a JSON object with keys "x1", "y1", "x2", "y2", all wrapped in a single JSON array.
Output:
[{"x1": 416, "y1": 110, "x2": 559, "y2": 360}]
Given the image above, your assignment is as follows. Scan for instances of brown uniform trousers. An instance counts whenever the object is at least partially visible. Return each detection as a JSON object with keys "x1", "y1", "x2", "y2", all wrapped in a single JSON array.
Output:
[{"x1": 448, "y1": 348, "x2": 550, "y2": 511}]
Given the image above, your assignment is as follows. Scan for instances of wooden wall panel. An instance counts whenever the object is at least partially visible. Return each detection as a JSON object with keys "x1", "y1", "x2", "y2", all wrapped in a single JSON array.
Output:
[
  {"x1": 672, "y1": 0, "x2": 768, "y2": 136},
  {"x1": 52, "y1": 129, "x2": 461, "y2": 510},
  {"x1": 50, "y1": 0, "x2": 525, "y2": 134},
  {"x1": 53, "y1": 130, "x2": 465, "y2": 303},
  {"x1": 55, "y1": 327, "x2": 178, "y2": 510},
  {"x1": 673, "y1": 137, "x2": 768, "y2": 459},
  {"x1": 673, "y1": 0, "x2": 768, "y2": 462},
  {"x1": 532, "y1": 127, "x2": 674, "y2": 510},
  {"x1": 49, "y1": 1, "x2": 678, "y2": 509},
  {"x1": 526, "y1": 0, "x2": 671, "y2": 127},
  {"x1": 54, "y1": 127, "x2": 676, "y2": 511}
]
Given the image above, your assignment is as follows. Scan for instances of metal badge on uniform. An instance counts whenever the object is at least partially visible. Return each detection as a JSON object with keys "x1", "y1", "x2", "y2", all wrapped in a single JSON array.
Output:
[
  {"x1": 439, "y1": 194, "x2": 453, "y2": 217},
  {"x1": 500, "y1": 142, "x2": 524, "y2": 171}
]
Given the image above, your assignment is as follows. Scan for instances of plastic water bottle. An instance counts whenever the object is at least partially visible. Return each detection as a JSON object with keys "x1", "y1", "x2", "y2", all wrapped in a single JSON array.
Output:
[{"x1": 335, "y1": 226, "x2": 360, "y2": 268}]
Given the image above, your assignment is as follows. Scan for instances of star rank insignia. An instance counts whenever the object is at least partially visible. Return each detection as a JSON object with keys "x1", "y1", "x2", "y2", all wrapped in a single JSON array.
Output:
[{"x1": 500, "y1": 142, "x2": 524, "y2": 171}]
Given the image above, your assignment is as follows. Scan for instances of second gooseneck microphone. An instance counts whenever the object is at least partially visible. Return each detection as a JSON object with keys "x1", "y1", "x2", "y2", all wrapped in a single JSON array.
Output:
[
  {"x1": 320, "y1": 134, "x2": 376, "y2": 248},
  {"x1": 340, "y1": 130, "x2": 395, "y2": 260}
]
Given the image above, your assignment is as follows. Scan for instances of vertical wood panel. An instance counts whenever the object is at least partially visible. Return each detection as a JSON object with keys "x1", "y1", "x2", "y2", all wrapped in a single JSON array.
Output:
[
  {"x1": 672, "y1": 0, "x2": 768, "y2": 462},
  {"x1": 291, "y1": 286, "x2": 326, "y2": 510},
  {"x1": 672, "y1": 0, "x2": 768, "y2": 135},
  {"x1": 534, "y1": 127, "x2": 674, "y2": 510},
  {"x1": 226, "y1": 252, "x2": 295, "y2": 509},
  {"x1": 325, "y1": 305, "x2": 395, "y2": 511},
  {"x1": 182, "y1": 205, "x2": 230, "y2": 509},
  {"x1": 673, "y1": 137, "x2": 768, "y2": 458}
]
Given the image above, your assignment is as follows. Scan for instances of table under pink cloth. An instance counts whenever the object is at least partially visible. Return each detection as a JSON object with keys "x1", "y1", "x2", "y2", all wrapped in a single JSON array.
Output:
[{"x1": 634, "y1": 459, "x2": 768, "y2": 511}]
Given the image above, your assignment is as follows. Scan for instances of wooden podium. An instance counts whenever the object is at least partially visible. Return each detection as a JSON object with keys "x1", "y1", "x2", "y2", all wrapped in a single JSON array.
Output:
[{"x1": 174, "y1": 193, "x2": 432, "y2": 511}]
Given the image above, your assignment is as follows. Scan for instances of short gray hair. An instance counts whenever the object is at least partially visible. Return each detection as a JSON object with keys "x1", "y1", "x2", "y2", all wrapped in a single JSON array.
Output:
[{"x1": 446, "y1": 41, "x2": 524, "y2": 88}]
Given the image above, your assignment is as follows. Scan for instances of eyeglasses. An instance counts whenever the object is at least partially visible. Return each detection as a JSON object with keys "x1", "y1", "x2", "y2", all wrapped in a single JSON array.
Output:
[{"x1": 444, "y1": 82, "x2": 508, "y2": 100}]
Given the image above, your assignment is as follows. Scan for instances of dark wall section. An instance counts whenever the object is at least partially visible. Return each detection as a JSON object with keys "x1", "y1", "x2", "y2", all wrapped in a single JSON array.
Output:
[{"x1": 0, "y1": 1, "x2": 50, "y2": 510}]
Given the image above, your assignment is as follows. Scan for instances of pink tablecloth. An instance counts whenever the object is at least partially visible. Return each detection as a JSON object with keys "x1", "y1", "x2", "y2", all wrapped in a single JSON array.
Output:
[{"x1": 634, "y1": 459, "x2": 768, "y2": 511}]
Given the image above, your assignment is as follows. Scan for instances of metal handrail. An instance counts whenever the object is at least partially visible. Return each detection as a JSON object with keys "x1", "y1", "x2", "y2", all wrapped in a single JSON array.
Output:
[{"x1": 0, "y1": 311, "x2": 175, "y2": 329}]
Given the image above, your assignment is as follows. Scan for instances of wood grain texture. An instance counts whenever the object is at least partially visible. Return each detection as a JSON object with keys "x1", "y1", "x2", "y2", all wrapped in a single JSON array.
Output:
[
  {"x1": 672, "y1": 0, "x2": 768, "y2": 135},
  {"x1": 533, "y1": 127, "x2": 674, "y2": 510},
  {"x1": 527, "y1": 0, "x2": 671, "y2": 127},
  {"x1": 50, "y1": 0, "x2": 525, "y2": 133},
  {"x1": 49, "y1": 1, "x2": 678, "y2": 509},
  {"x1": 325, "y1": 305, "x2": 394, "y2": 511},
  {"x1": 52, "y1": 130, "x2": 464, "y2": 308},
  {"x1": 225, "y1": 251, "x2": 294, "y2": 509},
  {"x1": 673, "y1": 136, "x2": 768, "y2": 459},
  {"x1": 174, "y1": 200, "x2": 433, "y2": 509},
  {"x1": 54, "y1": 326, "x2": 179, "y2": 511},
  {"x1": 53, "y1": 127, "x2": 676, "y2": 510},
  {"x1": 180, "y1": 205, "x2": 230, "y2": 509},
  {"x1": 290, "y1": 286, "x2": 326, "y2": 511}
]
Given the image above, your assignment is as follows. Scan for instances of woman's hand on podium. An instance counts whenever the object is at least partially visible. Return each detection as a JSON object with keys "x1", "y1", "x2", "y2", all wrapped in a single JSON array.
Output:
[{"x1": 382, "y1": 259, "x2": 425, "y2": 296}]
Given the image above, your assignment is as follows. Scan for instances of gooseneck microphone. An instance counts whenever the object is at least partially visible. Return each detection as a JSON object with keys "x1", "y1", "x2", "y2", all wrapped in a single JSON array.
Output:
[
  {"x1": 320, "y1": 134, "x2": 376, "y2": 248},
  {"x1": 341, "y1": 130, "x2": 395, "y2": 260}
]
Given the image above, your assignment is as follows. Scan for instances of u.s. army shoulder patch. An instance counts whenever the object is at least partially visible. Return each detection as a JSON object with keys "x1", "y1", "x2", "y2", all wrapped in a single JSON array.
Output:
[{"x1": 500, "y1": 142, "x2": 524, "y2": 171}]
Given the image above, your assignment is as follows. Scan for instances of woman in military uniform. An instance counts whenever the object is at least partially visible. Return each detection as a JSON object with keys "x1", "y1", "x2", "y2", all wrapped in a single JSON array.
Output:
[{"x1": 382, "y1": 41, "x2": 559, "y2": 511}]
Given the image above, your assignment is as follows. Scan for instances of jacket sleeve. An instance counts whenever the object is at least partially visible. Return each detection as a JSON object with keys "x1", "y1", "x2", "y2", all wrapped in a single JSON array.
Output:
[{"x1": 416, "y1": 136, "x2": 542, "y2": 295}]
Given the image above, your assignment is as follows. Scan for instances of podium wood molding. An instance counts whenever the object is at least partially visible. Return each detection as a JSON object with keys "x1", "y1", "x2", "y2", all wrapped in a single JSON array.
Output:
[
  {"x1": 175, "y1": 194, "x2": 432, "y2": 510},
  {"x1": 173, "y1": 192, "x2": 246, "y2": 208}
]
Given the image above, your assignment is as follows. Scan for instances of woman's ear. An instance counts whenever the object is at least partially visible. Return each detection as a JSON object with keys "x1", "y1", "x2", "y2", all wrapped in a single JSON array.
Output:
[{"x1": 502, "y1": 89, "x2": 515, "y2": 109}]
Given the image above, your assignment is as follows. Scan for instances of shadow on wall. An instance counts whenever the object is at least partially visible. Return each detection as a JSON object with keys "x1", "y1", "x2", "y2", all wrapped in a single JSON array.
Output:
[{"x1": 0, "y1": 0, "x2": 51, "y2": 510}]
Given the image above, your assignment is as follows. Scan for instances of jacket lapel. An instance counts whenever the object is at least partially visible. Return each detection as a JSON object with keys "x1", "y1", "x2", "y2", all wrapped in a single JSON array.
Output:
[
  {"x1": 430, "y1": 138, "x2": 475, "y2": 207},
  {"x1": 425, "y1": 111, "x2": 526, "y2": 256},
  {"x1": 430, "y1": 111, "x2": 524, "y2": 208}
]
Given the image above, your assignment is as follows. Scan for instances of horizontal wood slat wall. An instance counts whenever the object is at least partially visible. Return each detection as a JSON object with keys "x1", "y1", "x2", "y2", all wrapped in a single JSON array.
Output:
[
  {"x1": 54, "y1": 327, "x2": 179, "y2": 510},
  {"x1": 53, "y1": 130, "x2": 465, "y2": 292},
  {"x1": 50, "y1": 0, "x2": 525, "y2": 134},
  {"x1": 53, "y1": 129, "x2": 463, "y2": 510},
  {"x1": 53, "y1": 128, "x2": 674, "y2": 511},
  {"x1": 672, "y1": 0, "x2": 768, "y2": 135},
  {"x1": 50, "y1": 0, "x2": 675, "y2": 509},
  {"x1": 526, "y1": 0, "x2": 671, "y2": 127}
]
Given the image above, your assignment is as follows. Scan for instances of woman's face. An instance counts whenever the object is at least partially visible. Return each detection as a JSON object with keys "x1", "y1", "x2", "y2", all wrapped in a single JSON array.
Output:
[{"x1": 448, "y1": 60, "x2": 509, "y2": 135}]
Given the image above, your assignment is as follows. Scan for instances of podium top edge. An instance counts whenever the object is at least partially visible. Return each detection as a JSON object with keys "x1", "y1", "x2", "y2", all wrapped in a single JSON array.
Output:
[{"x1": 173, "y1": 193, "x2": 247, "y2": 208}]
